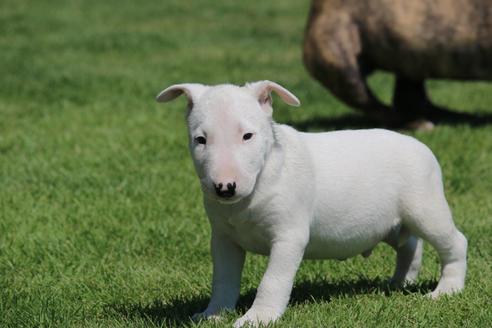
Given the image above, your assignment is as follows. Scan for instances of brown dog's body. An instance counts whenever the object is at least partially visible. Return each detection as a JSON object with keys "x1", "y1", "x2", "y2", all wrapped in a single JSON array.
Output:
[{"x1": 303, "y1": 0, "x2": 492, "y2": 125}]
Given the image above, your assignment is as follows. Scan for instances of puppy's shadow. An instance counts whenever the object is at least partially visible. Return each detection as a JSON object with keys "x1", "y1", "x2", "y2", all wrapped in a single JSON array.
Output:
[
  {"x1": 288, "y1": 277, "x2": 436, "y2": 305},
  {"x1": 109, "y1": 277, "x2": 436, "y2": 326}
]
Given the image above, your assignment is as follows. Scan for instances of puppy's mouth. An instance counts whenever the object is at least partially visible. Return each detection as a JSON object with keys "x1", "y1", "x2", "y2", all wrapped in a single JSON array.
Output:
[
  {"x1": 216, "y1": 197, "x2": 242, "y2": 204},
  {"x1": 208, "y1": 193, "x2": 242, "y2": 204},
  {"x1": 202, "y1": 188, "x2": 244, "y2": 205}
]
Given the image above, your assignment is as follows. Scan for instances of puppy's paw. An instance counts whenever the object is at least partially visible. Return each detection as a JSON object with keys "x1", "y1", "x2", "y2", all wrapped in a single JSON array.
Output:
[
  {"x1": 426, "y1": 279, "x2": 465, "y2": 299},
  {"x1": 426, "y1": 287, "x2": 462, "y2": 299},
  {"x1": 233, "y1": 308, "x2": 281, "y2": 327},
  {"x1": 426, "y1": 290, "x2": 449, "y2": 300}
]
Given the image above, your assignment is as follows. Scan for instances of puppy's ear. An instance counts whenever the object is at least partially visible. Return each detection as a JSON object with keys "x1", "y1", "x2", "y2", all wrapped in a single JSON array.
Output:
[
  {"x1": 156, "y1": 83, "x2": 208, "y2": 108},
  {"x1": 245, "y1": 81, "x2": 300, "y2": 114}
]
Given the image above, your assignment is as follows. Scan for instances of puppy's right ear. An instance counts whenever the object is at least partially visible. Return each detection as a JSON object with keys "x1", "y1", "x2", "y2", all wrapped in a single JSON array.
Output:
[{"x1": 156, "y1": 83, "x2": 208, "y2": 107}]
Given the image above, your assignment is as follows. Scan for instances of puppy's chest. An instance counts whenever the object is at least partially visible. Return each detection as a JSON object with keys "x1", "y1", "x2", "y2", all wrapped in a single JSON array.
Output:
[{"x1": 217, "y1": 210, "x2": 273, "y2": 255}]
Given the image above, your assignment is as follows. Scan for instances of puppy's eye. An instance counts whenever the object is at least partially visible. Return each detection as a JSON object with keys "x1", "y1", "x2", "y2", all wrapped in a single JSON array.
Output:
[
  {"x1": 195, "y1": 136, "x2": 207, "y2": 145},
  {"x1": 243, "y1": 133, "x2": 253, "y2": 141}
]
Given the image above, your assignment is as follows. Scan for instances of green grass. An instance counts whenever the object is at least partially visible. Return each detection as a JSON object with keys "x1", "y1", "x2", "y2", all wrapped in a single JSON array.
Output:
[{"x1": 1, "y1": 0, "x2": 491, "y2": 327}]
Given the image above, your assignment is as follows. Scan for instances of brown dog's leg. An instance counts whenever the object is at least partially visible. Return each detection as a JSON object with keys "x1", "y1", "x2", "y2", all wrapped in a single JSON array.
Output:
[
  {"x1": 393, "y1": 77, "x2": 429, "y2": 118},
  {"x1": 393, "y1": 76, "x2": 477, "y2": 127},
  {"x1": 392, "y1": 77, "x2": 435, "y2": 129},
  {"x1": 303, "y1": 13, "x2": 402, "y2": 126}
]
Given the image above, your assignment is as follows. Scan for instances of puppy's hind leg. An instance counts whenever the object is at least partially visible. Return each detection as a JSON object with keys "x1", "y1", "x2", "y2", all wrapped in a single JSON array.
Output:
[
  {"x1": 403, "y1": 182, "x2": 467, "y2": 298},
  {"x1": 427, "y1": 229, "x2": 467, "y2": 298},
  {"x1": 389, "y1": 233, "x2": 423, "y2": 287}
]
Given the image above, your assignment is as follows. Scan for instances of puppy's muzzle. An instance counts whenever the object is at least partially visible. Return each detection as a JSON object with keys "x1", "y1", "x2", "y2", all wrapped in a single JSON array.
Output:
[{"x1": 213, "y1": 182, "x2": 236, "y2": 198}]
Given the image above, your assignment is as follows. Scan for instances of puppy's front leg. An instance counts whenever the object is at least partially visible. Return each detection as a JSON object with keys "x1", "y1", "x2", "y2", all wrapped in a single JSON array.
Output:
[
  {"x1": 234, "y1": 237, "x2": 306, "y2": 328},
  {"x1": 193, "y1": 230, "x2": 245, "y2": 321}
]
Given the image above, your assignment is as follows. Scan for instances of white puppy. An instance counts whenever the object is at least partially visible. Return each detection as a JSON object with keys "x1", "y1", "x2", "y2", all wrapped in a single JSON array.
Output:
[{"x1": 156, "y1": 81, "x2": 467, "y2": 327}]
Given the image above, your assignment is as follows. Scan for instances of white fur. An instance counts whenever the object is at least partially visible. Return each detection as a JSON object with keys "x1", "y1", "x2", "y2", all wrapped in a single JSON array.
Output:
[{"x1": 157, "y1": 81, "x2": 467, "y2": 327}]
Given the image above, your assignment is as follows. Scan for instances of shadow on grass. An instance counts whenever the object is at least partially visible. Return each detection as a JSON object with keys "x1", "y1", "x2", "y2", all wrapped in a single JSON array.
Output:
[
  {"x1": 109, "y1": 277, "x2": 436, "y2": 326},
  {"x1": 288, "y1": 278, "x2": 436, "y2": 305},
  {"x1": 286, "y1": 110, "x2": 492, "y2": 132}
]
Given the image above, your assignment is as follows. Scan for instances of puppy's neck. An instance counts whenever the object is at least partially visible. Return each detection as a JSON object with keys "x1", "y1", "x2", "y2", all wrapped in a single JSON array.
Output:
[{"x1": 252, "y1": 123, "x2": 286, "y2": 193}]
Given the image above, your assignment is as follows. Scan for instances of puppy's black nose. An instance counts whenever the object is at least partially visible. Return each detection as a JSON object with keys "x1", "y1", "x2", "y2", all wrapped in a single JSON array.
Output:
[{"x1": 214, "y1": 182, "x2": 236, "y2": 198}]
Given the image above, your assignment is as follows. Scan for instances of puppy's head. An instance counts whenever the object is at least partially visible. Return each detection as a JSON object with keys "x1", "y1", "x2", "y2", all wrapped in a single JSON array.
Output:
[{"x1": 156, "y1": 81, "x2": 300, "y2": 204}]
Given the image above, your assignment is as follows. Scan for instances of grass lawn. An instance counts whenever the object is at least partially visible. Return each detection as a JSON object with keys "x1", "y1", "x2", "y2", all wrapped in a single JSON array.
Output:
[{"x1": 1, "y1": 0, "x2": 491, "y2": 327}]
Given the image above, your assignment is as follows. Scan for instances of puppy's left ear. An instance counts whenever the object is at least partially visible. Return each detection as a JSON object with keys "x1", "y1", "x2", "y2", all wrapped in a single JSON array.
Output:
[
  {"x1": 156, "y1": 83, "x2": 208, "y2": 109},
  {"x1": 245, "y1": 80, "x2": 300, "y2": 114}
]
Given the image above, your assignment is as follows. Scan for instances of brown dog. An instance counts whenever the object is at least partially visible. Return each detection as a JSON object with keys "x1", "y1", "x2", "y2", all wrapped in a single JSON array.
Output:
[{"x1": 303, "y1": 0, "x2": 492, "y2": 127}]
